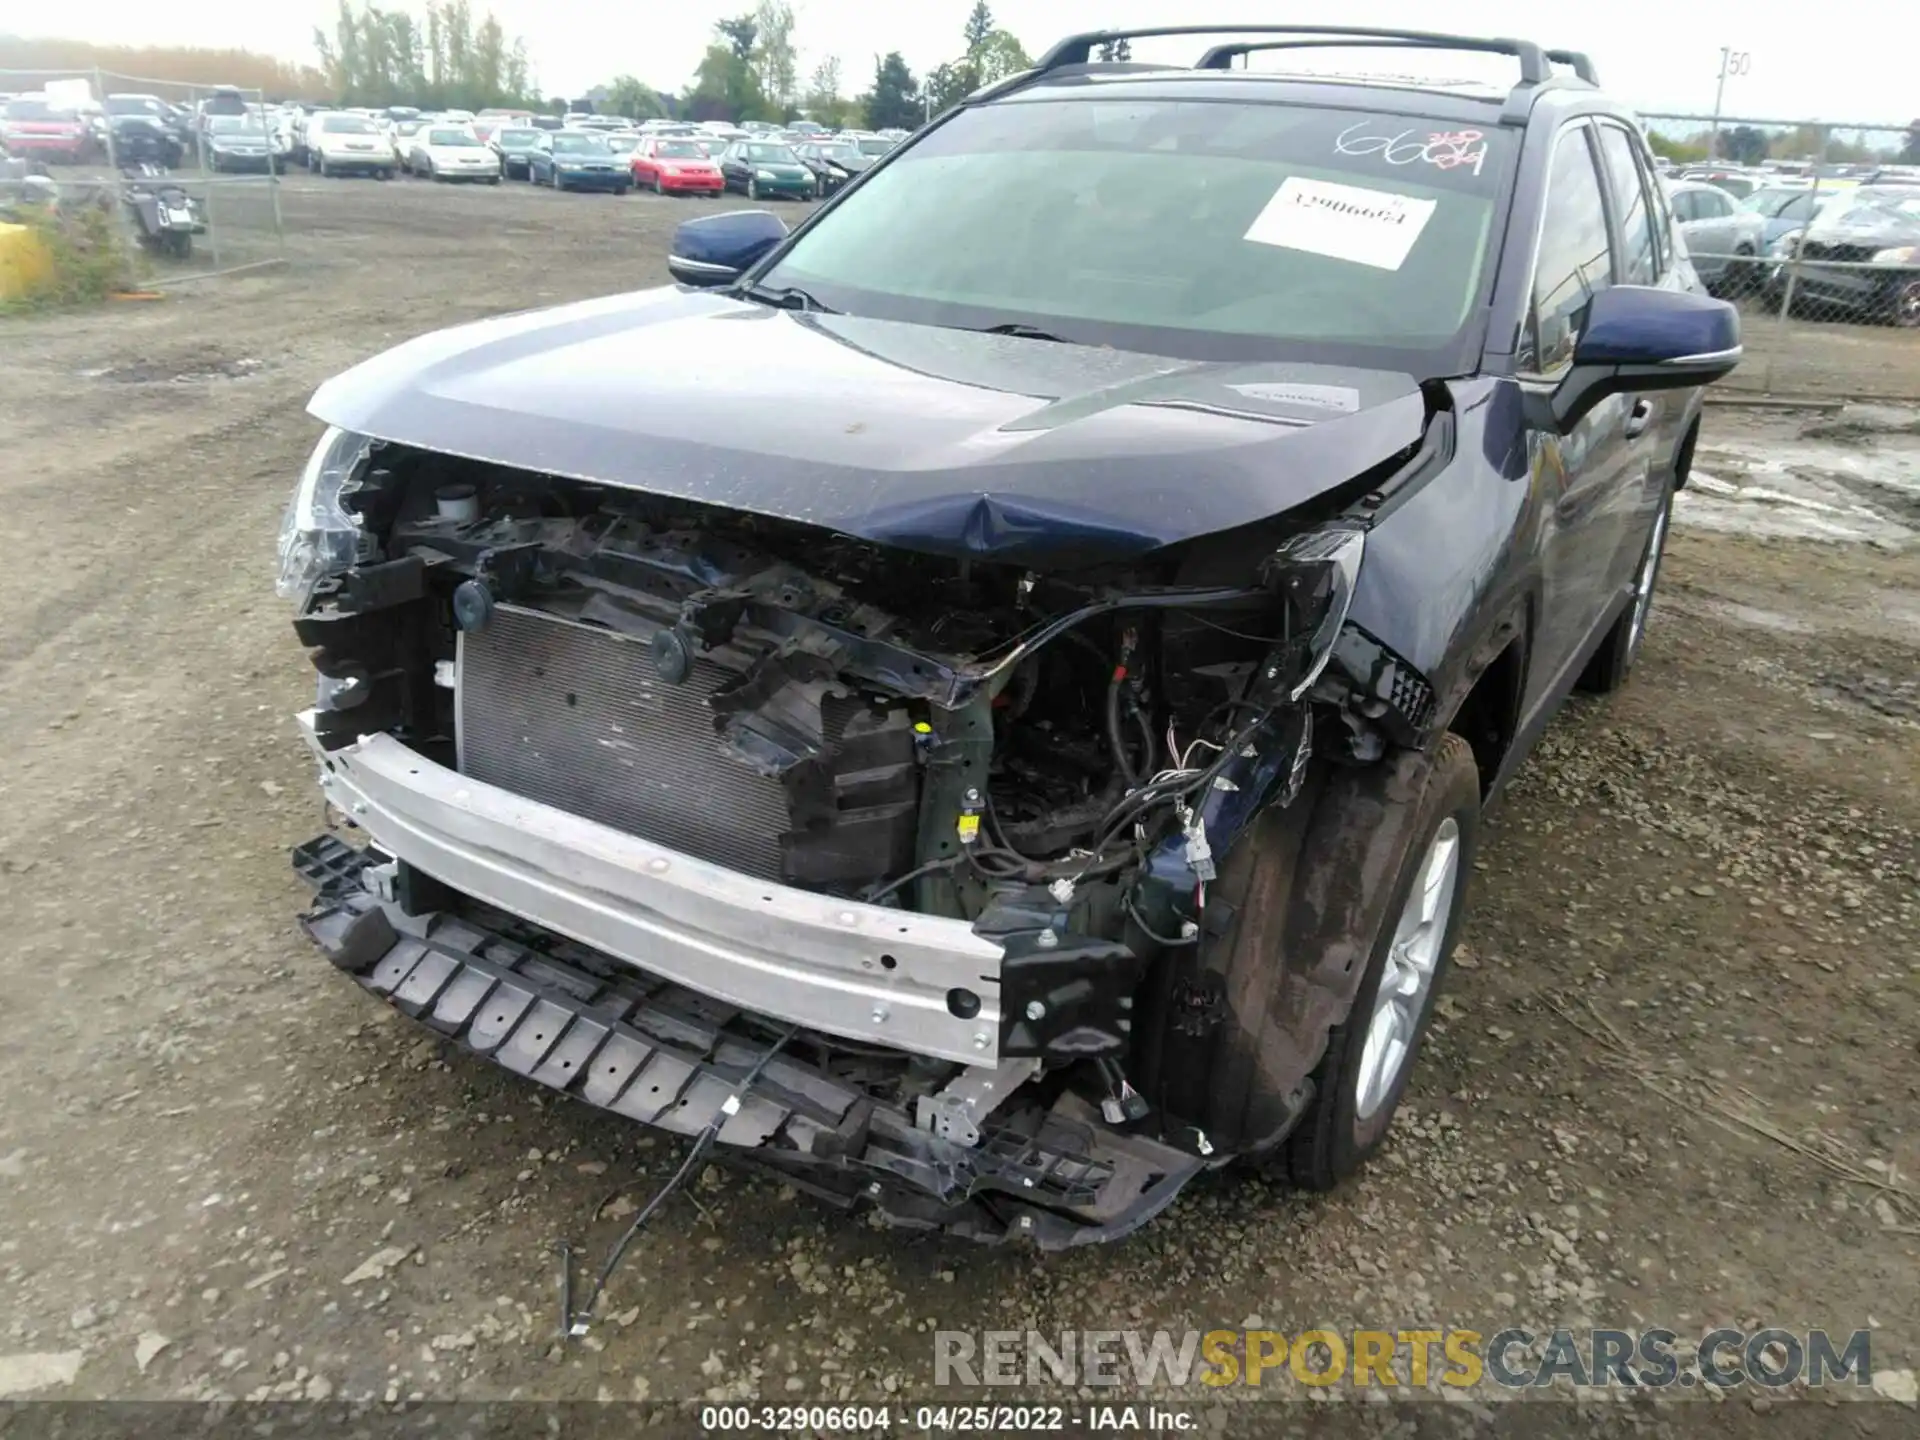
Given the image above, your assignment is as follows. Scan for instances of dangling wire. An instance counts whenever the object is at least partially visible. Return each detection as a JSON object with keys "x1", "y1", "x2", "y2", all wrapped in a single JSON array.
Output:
[{"x1": 559, "y1": 1022, "x2": 800, "y2": 1337}]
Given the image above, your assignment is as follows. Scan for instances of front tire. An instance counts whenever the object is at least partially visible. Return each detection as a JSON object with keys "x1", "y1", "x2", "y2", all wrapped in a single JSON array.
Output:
[
  {"x1": 1282, "y1": 735, "x2": 1479, "y2": 1189},
  {"x1": 316, "y1": 155, "x2": 329, "y2": 178},
  {"x1": 1886, "y1": 277, "x2": 1920, "y2": 329},
  {"x1": 747, "y1": 177, "x2": 759, "y2": 200}
]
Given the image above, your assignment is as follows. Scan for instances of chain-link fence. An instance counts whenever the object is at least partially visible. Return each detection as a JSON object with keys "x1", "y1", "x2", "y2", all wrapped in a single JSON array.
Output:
[
  {"x1": 1641, "y1": 112, "x2": 1920, "y2": 400},
  {"x1": 1, "y1": 66, "x2": 286, "y2": 283}
]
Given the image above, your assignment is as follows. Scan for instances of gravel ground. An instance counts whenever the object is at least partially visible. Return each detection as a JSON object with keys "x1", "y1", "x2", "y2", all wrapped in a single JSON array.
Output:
[{"x1": 1, "y1": 175, "x2": 1917, "y2": 1428}]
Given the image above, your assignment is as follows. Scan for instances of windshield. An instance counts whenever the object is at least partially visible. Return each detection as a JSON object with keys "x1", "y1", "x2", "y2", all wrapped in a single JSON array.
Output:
[
  {"x1": 655, "y1": 140, "x2": 705, "y2": 159},
  {"x1": 106, "y1": 97, "x2": 165, "y2": 116},
  {"x1": 743, "y1": 143, "x2": 797, "y2": 163},
  {"x1": 210, "y1": 115, "x2": 266, "y2": 135},
  {"x1": 814, "y1": 144, "x2": 861, "y2": 162},
  {"x1": 1744, "y1": 187, "x2": 1814, "y2": 218},
  {"x1": 1812, "y1": 185, "x2": 1920, "y2": 229},
  {"x1": 858, "y1": 137, "x2": 892, "y2": 156},
  {"x1": 320, "y1": 115, "x2": 378, "y2": 135},
  {"x1": 3, "y1": 99, "x2": 66, "y2": 121},
  {"x1": 603, "y1": 135, "x2": 639, "y2": 153},
  {"x1": 428, "y1": 128, "x2": 480, "y2": 146},
  {"x1": 759, "y1": 97, "x2": 1513, "y2": 368},
  {"x1": 497, "y1": 129, "x2": 538, "y2": 148},
  {"x1": 553, "y1": 133, "x2": 612, "y2": 154}
]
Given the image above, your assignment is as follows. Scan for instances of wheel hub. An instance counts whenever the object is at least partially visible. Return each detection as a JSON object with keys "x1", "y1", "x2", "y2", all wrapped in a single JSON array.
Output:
[{"x1": 1354, "y1": 816, "x2": 1460, "y2": 1120}]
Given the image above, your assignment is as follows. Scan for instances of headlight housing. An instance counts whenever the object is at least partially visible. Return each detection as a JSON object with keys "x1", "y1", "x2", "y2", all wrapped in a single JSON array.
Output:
[
  {"x1": 1872, "y1": 245, "x2": 1920, "y2": 265},
  {"x1": 1255, "y1": 527, "x2": 1367, "y2": 703},
  {"x1": 276, "y1": 427, "x2": 374, "y2": 600},
  {"x1": 755, "y1": 168, "x2": 776, "y2": 180}
]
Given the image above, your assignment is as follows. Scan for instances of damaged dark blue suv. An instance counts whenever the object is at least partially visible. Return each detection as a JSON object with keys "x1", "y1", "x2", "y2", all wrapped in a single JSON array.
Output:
[{"x1": 281, "y1": 25, "x2": 1739, "y2": 1251}]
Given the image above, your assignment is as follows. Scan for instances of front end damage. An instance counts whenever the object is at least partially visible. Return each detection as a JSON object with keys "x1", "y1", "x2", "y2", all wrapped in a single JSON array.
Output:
[{"x1": 282, "y1": 424, "x2": 1443, "y2": 1245}]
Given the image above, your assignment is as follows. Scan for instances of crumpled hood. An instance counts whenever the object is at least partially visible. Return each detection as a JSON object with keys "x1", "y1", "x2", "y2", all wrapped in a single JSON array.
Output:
[{"x1": 310, "y1": 286, "x2": 1428, "y2": 566}]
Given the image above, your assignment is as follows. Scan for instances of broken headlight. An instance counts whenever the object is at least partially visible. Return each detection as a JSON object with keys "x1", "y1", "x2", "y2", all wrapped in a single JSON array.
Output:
[
  {"x1": 276, "y1": 427, "x2": 374, "y2": 601},
  {"x1": 1255, "y1": 526, "x2": 1366, "y2": 702}
]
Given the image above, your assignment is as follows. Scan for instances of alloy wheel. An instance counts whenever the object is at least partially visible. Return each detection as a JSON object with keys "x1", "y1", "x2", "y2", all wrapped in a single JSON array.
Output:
[{"x1": 1354, "y1": 817, "x2": 1460, "y2": 1120}]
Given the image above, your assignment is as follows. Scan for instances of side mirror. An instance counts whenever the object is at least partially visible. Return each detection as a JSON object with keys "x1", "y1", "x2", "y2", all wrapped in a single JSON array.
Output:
[
  {"x1": 1537, "y1": 286, "x2": 1742, "y2": 433},
  {"x1": 667, "y1": 209, "x2": 788, "y2": 287}
]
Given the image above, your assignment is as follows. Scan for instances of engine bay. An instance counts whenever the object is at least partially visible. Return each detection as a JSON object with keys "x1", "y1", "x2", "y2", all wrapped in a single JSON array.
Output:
[{"x1": 295, "y1": 442, "x2": 1443, "y2": 1070}]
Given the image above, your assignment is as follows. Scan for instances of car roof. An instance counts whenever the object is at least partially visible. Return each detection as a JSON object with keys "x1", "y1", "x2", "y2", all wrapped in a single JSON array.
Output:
[{"x1": 994, "y1": 66, "x2": 1611, "y2": 129}]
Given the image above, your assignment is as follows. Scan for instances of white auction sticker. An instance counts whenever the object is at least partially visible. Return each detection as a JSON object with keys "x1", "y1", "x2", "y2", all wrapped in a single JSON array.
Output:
[{"x1": 1243, "y1": 176, "x2": 1437, "y2": 271}]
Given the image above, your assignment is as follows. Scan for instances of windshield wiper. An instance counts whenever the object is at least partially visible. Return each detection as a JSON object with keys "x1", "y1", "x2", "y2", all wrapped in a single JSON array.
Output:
[
  {"x1": 974, "y1": 321, "x2": 1072, "y2": 343},
  {"x1": 743, "y1": 282, "x2": 837, "y2": 314}
]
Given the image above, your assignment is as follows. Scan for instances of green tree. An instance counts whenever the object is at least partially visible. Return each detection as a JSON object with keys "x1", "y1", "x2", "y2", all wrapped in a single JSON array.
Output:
[
  {"x1": 1722, "y1": 124, "x2": 1769, "y2": 165},
  {"x1": 972, "y1": 29, "x2": 1030, "y2": 83},
  {"x1": 717, "y1": 15, "x2": 757, "y2": 62},
  {"x1": 863, "y1": 51, "x2": 919, "y2": 130},
  {"x1": 315, "y1": 0, "x2": 537, "y2": 110},
  {"x1": 1096, "y1": 38, "x2": 1132, "y2": 61},
  {"x1": 606, "y1": 75, "x2": 666, "y2": 120},
  {"x1": 963, "y1": 2, "x2": 995, "y2": 54},
  {"x1": 802, "y1": 57, "x2": 858, "y2": 129},
  {"x1": 1646, "y1": 129, "x2": 1708, "y2": 164},
  {"x1": 1901, "y1": 121, "x2": 1920, "y2": 165},
  {"x1": 687, "y1": 18, "x2": 771, "y2": 122},
  {"x1": 751, "y1": 0, "x2": 798, "y2": 116}
]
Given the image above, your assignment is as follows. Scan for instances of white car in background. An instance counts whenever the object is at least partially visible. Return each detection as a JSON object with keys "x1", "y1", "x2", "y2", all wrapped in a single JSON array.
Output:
[
  {"x1": 389, "y1": 119, "x2": 429, "y2": 171},
  {"x1": 307, "y1": 111, "x2": 395, "y2": 179},
  {"x1": 408, "y1": 125, "x2": 501, "y2": 184}
]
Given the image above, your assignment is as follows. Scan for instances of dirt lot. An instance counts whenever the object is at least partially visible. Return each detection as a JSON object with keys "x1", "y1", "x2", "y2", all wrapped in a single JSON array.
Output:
[{"x1": 1, "y1": 174, "x2": 1917, "y2": 1426}]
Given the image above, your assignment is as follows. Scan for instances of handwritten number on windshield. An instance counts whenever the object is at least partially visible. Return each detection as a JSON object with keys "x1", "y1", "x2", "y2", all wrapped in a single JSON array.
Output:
[{"x1": 1335, "y1": 123, "x2": 1488, "y2": 177}]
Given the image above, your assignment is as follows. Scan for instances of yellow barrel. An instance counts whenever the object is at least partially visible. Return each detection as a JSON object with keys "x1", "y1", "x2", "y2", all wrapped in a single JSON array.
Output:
[{"x1": 0, "y1": 221, "x2": 56, "y2": 301}]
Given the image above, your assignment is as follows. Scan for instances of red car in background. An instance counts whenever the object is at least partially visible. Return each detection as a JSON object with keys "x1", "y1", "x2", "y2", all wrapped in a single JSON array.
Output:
[
  {"x1": 630, "y1": 136, "x2": 724, "y2": 196},
  {"x1": 0, "y1": 95, "x2": 94, "y2": 163}
]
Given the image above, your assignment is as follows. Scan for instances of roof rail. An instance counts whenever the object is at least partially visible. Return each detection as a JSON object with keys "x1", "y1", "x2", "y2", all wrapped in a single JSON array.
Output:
[
  {"x1": 1039, "y1": 25, "x2": 1550, "y2": 84},
  {"x1": 1544, "y1": 49, "x2": 1600, "y2": 85},
  {"x1": 1196, "y1": 36, "x2": 1515, "y2": 71}
]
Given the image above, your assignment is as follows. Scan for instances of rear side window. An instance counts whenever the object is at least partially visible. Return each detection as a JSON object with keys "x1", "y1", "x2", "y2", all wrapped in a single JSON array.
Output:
[
  {"x1": 1596, "y1": 126, "x2": 1657, "y2": 285},
  {"x1": 1529, "y1": 126, "x2": 1613, "y2": 372}
]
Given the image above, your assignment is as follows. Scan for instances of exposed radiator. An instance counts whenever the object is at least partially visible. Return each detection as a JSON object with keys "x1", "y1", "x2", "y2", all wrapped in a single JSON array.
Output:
[{"x1": 456, "y1": 605, "x2": 790, "y2": 880}]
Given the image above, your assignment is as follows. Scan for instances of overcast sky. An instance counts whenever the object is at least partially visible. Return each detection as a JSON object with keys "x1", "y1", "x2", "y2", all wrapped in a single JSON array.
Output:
[{"x1": 15, "y1": 0, "x2": 1915, "y2": 127}]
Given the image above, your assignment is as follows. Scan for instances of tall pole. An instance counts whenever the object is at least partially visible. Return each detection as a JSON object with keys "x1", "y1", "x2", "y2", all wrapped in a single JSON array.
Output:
[{"x1": 1708, "y1": 46, "x2": 1729, "y2": 161}]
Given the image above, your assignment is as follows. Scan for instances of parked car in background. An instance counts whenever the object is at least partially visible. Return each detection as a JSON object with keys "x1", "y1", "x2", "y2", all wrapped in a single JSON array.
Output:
[
  {"x1": 307, "y1": 111, "x2": 395, "y2": 179},
  {"x1": 491, "y1": 126, "x2": 542, "y2": 179},
  {"x1": 204, "y1": 113, "x2": 278, "y2": 172},
  {"x1": 718, "y1": 139, "x2": 815, "y2": 200},
  {"x1": 390, "y1": 119, "x2": 429, "y2": 172},
  {"x1": 1667, "y1": 179, "x2": 1765, "y2": 294},
  {"x1": 1677, "y1": 167, "x2": 1758, "y2": 200},
  {"x1": 601, "y1": 133, "x2": 642, "y2": 160},
  {"x1": 1771, "y1": 183, "x2": 1920, "y2": 326},
  {"x1": 105, "y1": 95, "x2": 191, "y2": 163},
  {"x1": 101, "y1": 96, "x2": 185, "y2": 169},
  {"x1": 529, "y1": 130, "x2": 631, "y2": 192},
  {"x1": 629, "y1": 136, "x2": 724, "y2": 195},
  {"x1": 409, "y1": 125, "x2": 501, "y2": 183},
  {"x1": 793, "y1": 139, "x2": 874, "y2": 195},
  {"x1": 0, "y1": 95, "x2": 94, "y2": 164},
  {"x1": 1742, "y1": 184, "x2": 1837, "y2": 250}
]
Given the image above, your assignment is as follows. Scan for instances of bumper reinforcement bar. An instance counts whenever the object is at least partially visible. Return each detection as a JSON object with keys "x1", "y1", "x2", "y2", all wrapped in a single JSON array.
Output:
[{"x1": 294, "y1": 835, "x2": 1202, "y2": 1247}]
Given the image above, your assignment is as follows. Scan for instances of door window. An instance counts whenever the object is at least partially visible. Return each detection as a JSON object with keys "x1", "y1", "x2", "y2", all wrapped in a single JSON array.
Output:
[
  {"x1": 1596, "y1": 125, "x2": 1657, "y2": 285},
  {"x1": 1528, "y1": 126, "x2": 1615, "y2": 373}
]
